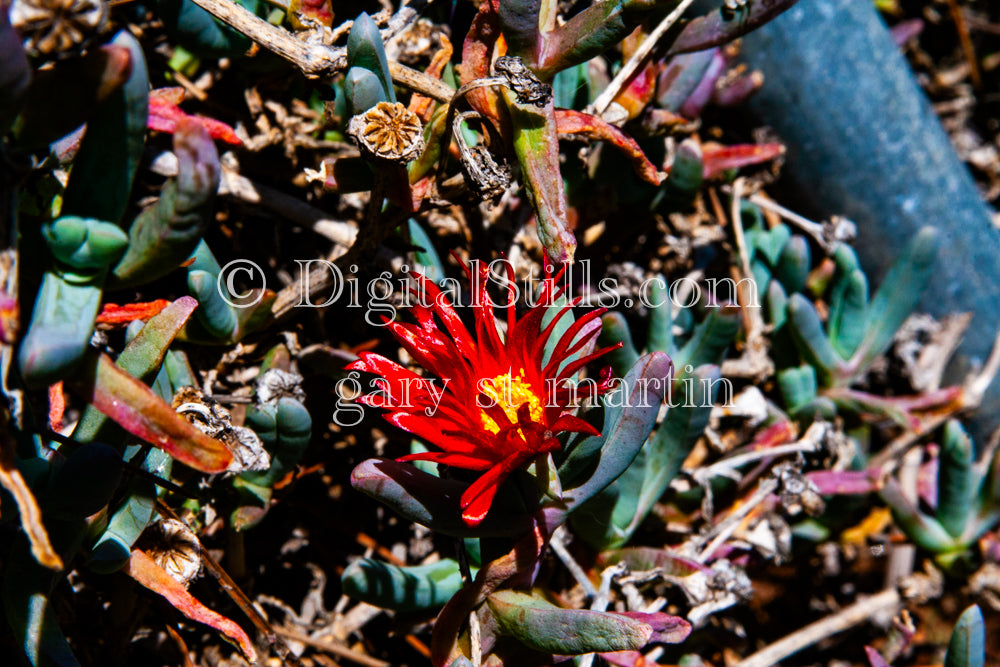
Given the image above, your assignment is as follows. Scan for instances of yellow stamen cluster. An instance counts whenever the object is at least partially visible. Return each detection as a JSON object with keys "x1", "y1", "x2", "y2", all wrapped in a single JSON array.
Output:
[{"x1": 479, "y1": 369, "x2": 544, "y2": 435}]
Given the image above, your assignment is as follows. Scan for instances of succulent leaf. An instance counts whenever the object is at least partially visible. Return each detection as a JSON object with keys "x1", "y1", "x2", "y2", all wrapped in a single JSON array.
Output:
[
  {"x1": 504, "y1": 89, "x2": 575, "y2": 264},
  {"x1": 341, "y1": 558, "x2": 471, "y2": 612},
  {"x1": 347, "y1": 12, "x2": 395, "y2": 107},
  {"x1": 787, "y1": 293, "x2": 842, "y2": 386},
  {"x1": 487, "y1": 590, "x2": 691, "y2": 654},
  {"x1": 599, "y1": 312, "x2": 641, "y2": 377},
  {"x1": 944, "y1": 605, "x2": 985, "y2": 667},
  {"x1": 775, "y1": 235, "x2": 810, "y2": 294},
  {"x1": 157, "y1": 0, "x2": 255, "y2": 57},
  {"x1": 937, "y1": 420, "x2": 974, "y2": 539},
  {"x1": 60, "y1": 30, "x2": 148, "y2": 225},
  {"x1": 111, "y1": 118, "x2": 220, "y2": 287},
  {"x1": 850, "y1": 227, "x2": 937, "y2": 377}
]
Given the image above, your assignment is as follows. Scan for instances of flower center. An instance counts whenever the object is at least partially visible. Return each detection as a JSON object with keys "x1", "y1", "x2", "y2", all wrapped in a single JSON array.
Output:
[{"x1": 479, "y1": 370, "x2": 544, "y2": 434}]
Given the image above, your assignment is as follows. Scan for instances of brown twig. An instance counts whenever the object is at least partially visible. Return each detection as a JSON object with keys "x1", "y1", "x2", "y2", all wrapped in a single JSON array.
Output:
[
  {"x1": 945, "y1": 0, "x2": 981, "y2": 88},
  {"x1": 733, "y1": 588, "x2": 902, "y2": 667},
  {"x1": 272, "y1": 627, "x2": 390, "y2": 667},
  {"x1": 185, "y1": 0, "x2": 455, "y2": 102}
]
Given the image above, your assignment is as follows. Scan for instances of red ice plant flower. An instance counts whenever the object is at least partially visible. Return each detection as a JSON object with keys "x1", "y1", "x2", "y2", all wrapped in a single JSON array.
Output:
[{"x1": 347, "y1": 261, "x2": 620, "y2": 526}]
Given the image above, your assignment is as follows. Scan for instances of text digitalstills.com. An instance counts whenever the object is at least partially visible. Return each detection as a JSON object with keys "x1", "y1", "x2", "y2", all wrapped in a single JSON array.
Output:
[{"x1": 215, "y1": 257, "x2": 761, "y2": 325}]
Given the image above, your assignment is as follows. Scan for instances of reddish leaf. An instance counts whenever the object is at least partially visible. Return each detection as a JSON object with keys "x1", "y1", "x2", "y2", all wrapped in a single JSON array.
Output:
[
  {"x1": 555, "y1": 109, "x2": 663, "y2": 185},
  {"x1": 288, "y1": 0, "x2": 333, "y2": 29},
  {"x1": 461, "y1": 2, "x2": 502, "y2": 122},
  {"x1": 0, "y1": 290, "x2": 17, "y2": 344},
  {"x1": 807, "y1": 469, "x2": 883, "y2": 495},
  {"x1": 48, "y1": 382, "x2": 65, "y2": 432},
  {"x1": 0, "y1": 437, "x2": 62, "y2": 570},
  {"x1": 614, "y1": 63, "x2": 657, "y2": 120},
  {"x1": 509, "y1": 94, "x2": 576, "y2": 264},
  {"x1": 127, "y1": 549, "x2": 256, "y2": 662},
  {"x1": 864, "y1": 646, "x2": 891, "y2": 667},
  {"x1": 149, "y1": 87, "x2": 242, "y2": 146},
  {"x1": 96, "y1": 299, "x2": 171, "y2": 326},
  {"x1": 599, "y1": 650, "x2": 658, "y2": 667},
  {"x1": 67, "y1": 350, "x2": 234, "y2": 473},
  {"x1": 701, "y1": 142, "x2": 785, "y2": 179}
]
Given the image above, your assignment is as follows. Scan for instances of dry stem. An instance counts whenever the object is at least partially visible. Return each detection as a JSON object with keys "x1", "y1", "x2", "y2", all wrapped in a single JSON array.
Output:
[{"x1": 733, "y1": 588, "x2": 902, "y2": 667}]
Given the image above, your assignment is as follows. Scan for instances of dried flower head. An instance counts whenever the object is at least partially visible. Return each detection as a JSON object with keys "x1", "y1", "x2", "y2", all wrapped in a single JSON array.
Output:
[
  {"x1": 348, "y1": 260, "x2": 619, "y2": 526},
  {"x1": 347, "y1": 101, "x2": 425, "y2": 163},
  {"x1": 10, "y1": 0, "x2": 108, "y2": 58},
  {"x1": 453, "y1": 111, "x2": 511, "y2": 202},
  {"x1": 460, "y1": 144, "x2": 512, "y2": 202},
  {"x1": 172, "y1": 387, "x2": 271, "y2": 473},
  {"x1": 139, "y1": 518, "x2": 202, "y2": 586},
  {"x1": 493, "y1": 55, "x2": 552, "y2": 107}
]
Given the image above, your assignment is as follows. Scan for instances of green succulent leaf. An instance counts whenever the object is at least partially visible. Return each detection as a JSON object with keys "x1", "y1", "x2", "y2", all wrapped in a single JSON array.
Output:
[
  {"x1": 341, "y1": 558, "x2": 471, "y2": 612},
  {"x1": 558, "y1": 352, "x2": 673, "y2": 516},
  {"x1": 344, "y1": 67, "x2": 388, "y2": 117},
  {"x1": 598, "y1": 311, "x2": 641, "y2": 378},
  {"x1": 672, "y1": 304, "x2": 741, "y2": 372},
  {"x1": 346, "y1": 12, "x2": 395, "y2": 107},
  {"x1": 498, "y1": 0, "x2": 542, "y2": 66},
  {"x1": 787, "y1": 293, "x2": 842, "y2": 386},
  {"x1": 575, "y1": 365, "x2": 719, "y2": 549},
  {"x1": 944, "y1": 605, "x2": 985, "y2": 667},
  {"x1": 157, "y1": 0, "x2": 256, "y2": 57},
  {"x1": 239, "y1": 397, "x2": 312, "y2": 489},
  {"x1": 849, "y1": 227, "x2": 938, "y2": 377},
  {"x1": 408, "y1": 218, "x2": 445, "y2": 284},
  {"x1": 504, "y1": 89, "x2": 576, "y2": 263},
  {"x1": 487, "y1": 590, "x2": 691, "y2": 654},
  {"x1": 937, "y1": 420, "x2": 974, "y2": 539},
  {"x1": 880, "y1": 479, "x2": 956, "y2": 554},
  {"x1": 111, "y1": 119, "x2": 220, "y2": 287},
  {"x1": 661, "y1": 139, "x2": 704, "y2": 209},
  {"x1": 60, "y1": 30, "x2": 148, "y2": 225},
  {"x1": 775, "y1": 234, "x2": 810, "y2": 294},
  {"x1": 73, "y1": 297, "x2": 199, "y2": 445}
]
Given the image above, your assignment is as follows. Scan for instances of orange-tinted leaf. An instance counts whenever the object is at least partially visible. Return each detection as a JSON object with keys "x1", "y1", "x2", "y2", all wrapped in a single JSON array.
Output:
[
  {"x1": 701, "y1": 142, "x2": 785, "y2": 179},
  {"x1": 149, "y1": 87, "x2": 242, "y2": 146},
  {"x1": 288, "y1": 0, "x2": 333, "y2": 29},
  {"x1": 461, "y1": 2, "x2": 502, "y2": 122},
  {"x1": 0, "y1": 437, "x2": 62, "y2": 569},
  {"x1": 67, "y1": 350, "x2": 234, "y2": 473},
  {"x1": 555, "y1": 109, "x2": 663, "y2": 185},
  {"x1": 127, "y1": 549, "x2": 257, "y2": 662},
  {"x1": 96, "y1": 299, "x2": 171, "y2": 326},
  {"x1": 48, "y1": 382, "x2": 65, "y2": 432}
]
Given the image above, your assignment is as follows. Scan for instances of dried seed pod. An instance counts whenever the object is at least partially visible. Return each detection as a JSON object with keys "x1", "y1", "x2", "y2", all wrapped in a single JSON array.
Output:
[
  {"x1": 493, "y1": 55, "x2": 552, "y2": 107},
  {"x1": 256, "y1": 368, "x2": 306, "y2": 405},
  {"x1": 10, "y1": 0, "x2": 108, "y2": 59},
  {"x1": 776, "y1": 464, "x2": 825, "y2": 517},
  {"x1": 172, "y1": 386, "x2": 271, "y2": 473},
  {"x1": 347, "y1": 101, "x2": 424, "y2": 163},
  {"x1": 460, "y1": 145, "x2": 512, "y2": 202},
  {"x1": 139, "y1": 518, "x2": 202, "y2": 586},
  {"x1": 453, "y1": 111, "x2": 511, "y2": 202}
]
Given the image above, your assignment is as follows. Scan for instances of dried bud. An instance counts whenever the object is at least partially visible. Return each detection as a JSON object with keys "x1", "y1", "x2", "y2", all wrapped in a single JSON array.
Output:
[
  {"x1": 139, "y1": 518, "x2": 201, "y2": 586},
  {"x1": 256, "y1": 368, "x2": 306, "y2": 405},
  {"x1": 172, "y1": 386, "x2": 271, "y2": 473},
  {"x1": 347, "y1": 101, "x2": 424, "y2": 163},
  {"x1": 493, "y1": 56, "x2": 552, "y2": 107},
  {"x1": 776, "y1": 465, "x2": 825, "y2": 517},
  {"x1": 10, "y1": 0, "x2": 108, "y2": 59},
  {"x1": 460, "y1": 144, "x2": 511, "y2": 202}
]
